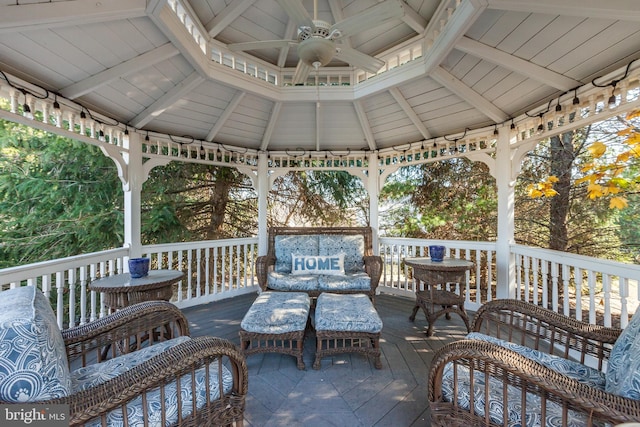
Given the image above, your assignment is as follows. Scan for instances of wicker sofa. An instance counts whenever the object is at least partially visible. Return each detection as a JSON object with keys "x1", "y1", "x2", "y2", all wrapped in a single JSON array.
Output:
[
  {"x1": 428, "y1": 299, "x2": 640, "y2": 426},
  {"x1": 0, "y1": 286, "x2": 247, "y2": 427},
  {"x1": 255, "y1": 226, "x2": 383, "y2": 300}
]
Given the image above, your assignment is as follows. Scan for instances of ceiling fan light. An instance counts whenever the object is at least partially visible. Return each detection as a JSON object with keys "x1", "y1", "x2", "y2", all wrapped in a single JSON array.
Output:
[{"x1": 298, "y1": 38, "x2": 335, "y2": 68}]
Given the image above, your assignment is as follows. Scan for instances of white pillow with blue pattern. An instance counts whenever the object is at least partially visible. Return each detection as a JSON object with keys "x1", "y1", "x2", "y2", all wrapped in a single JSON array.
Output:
[
  {"x1": 606, "y1": 306, "x2": 640, "y2": 399},
  {"x1": 291, "y1": 253, "x2": 345, "y2": 276},
  {"x1": 0, "y1": 286, "x2": 71, "y2": 402}
]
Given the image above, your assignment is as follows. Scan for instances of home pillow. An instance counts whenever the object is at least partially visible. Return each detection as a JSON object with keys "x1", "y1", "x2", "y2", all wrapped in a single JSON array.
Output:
[{"x1": 291, "y1": 253, "x2": 345, "y2": 276}]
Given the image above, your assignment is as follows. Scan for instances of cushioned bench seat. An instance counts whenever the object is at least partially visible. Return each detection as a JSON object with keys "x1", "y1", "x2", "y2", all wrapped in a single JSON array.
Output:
[
  {"x1": 239, "y1": 291, "x2": 311, "y2": 370},
  {"x1": 256, "y1": 227, "x2": 383, "y2": 300},
  {"x1": 313, "y1": 293, "x2": 383, "y2": 370}
]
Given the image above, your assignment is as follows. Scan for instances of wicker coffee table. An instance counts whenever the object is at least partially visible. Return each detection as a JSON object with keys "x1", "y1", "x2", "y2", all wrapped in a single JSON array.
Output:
[{"x1": 404, "y1": 257, "x2": 473, "y2": 337}]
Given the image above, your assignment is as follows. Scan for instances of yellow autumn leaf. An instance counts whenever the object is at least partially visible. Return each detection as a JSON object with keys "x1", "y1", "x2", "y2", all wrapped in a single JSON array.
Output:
[
  {"x1": 527, "y1": 185, "x2": 543, "y2": 198},
  {"x1": 587, "y1": 183, "x2": 603, "y2": 199},
  {"x1": 606, "y1": 184, "x2": 621, "y2": 194},
  {"x1": 626, "y1": 109, "x2": 640, "y2": 120},
  {"x1": 588, "y1": 141, "x2": 607, "y2": 158},
  {"x1": 610, "y1": 197, "x2": 628, "y2": 209},
  {"x1": 576, "y1": 175, "x2": 595, "y2": 185},
  {"x1": 546, "y1": 175, "x2": 559, "y2": 183},
  {"x1": 617, "y1": 152, "x2": 631, "y2": 162},
  {"x1": 626, "y1": 133, "x2": 640, "y2": 145},
  {"x1": 580, "y1": 163, "x2": 594, "y2": 173},
  {"x1": 617, "y1": 128, "x2": 633, "y2": 136},
  {"x1": 630, "y1": 146, "x2": 640, "y2": 157},
  {"x1": 543, "y1": 188, "x2": 558, "y2": 197}
]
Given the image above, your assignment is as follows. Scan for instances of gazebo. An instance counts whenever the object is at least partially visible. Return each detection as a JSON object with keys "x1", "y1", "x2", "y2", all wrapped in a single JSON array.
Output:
[
  {"x1": 1, "y1": 0, "x2": 640, "y2": 326},
  {"x1": 2, "y1": 1, "x2": 640, "y2": 425}
]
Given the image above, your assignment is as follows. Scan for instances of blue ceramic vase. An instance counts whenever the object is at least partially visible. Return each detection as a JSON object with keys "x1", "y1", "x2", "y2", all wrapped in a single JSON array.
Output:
[
  {"x1": 128, "y1": 257, "x2": 150, "y2": 278},
  {"x1": 429, "y1": 245, "x2": 446, "y2": 262}
]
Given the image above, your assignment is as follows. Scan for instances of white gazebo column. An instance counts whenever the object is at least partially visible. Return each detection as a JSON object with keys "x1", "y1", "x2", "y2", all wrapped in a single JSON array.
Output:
[
  {"x1": 123, "y1": 132, "x2": 144, "y2": 262},
  {"x1": 495, "y1": 130, "x2": 516, "y2": 298},
  {"x1": 257, "y1": 152, "x2": 269, "y2": 256},
  {"x1": 368, "y1": 152, "x2": 380, "y2": 255}
]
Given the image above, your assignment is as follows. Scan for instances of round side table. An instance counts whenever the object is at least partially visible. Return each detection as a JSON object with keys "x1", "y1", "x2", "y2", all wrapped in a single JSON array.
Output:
[{"x1": 404, "y1": 257, "x2": 473, "y2": 337}]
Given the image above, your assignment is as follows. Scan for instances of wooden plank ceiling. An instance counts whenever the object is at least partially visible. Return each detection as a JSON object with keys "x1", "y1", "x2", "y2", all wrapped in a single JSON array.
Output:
[{"x1": 0, "y1": 0, "x2": 639, "y2": 153}]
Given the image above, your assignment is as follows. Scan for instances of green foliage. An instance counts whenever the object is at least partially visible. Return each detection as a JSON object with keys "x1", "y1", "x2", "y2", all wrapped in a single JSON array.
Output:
[
  {"x1": 0, "y1": 122, "x2": 123, "y2": 267},
  {"x1": 380, "y1": 159, "x2": 497, "y2": 240},
  {"x1": 269, "y1": 170, "x2": 368, "y2": 226}
]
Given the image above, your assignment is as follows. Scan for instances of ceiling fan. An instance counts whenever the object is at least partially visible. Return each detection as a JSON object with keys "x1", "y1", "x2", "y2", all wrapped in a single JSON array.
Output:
[{"x1": 227, "y1": 0, "x2": 404, "y2": 84}]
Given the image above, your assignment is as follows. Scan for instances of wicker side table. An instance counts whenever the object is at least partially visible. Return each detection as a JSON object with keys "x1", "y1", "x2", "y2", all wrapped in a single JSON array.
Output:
[
  {"x1": 89, "y1": 269, "x2": 184, "y2": 311},
  {"x1": 404, "y1": 257, "x2": 473, "y2": 337}
]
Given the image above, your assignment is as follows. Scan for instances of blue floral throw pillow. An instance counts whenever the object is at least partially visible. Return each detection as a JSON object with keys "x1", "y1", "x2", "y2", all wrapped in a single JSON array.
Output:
[
  {"x1": 605, "y1": 307, "x2": 640, "y2": 399},
  {"x1": 0, "y1": 286, "x2": 71, "y2": 402}
]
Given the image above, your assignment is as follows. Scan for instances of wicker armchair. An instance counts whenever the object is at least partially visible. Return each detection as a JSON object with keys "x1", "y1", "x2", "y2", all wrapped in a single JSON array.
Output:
[
  {"x1": 0, "y1": 286, "x2": 247, "y2": 427},
  {"x1": 428, "y1": 299, "x2": 640, "y2": 427}
]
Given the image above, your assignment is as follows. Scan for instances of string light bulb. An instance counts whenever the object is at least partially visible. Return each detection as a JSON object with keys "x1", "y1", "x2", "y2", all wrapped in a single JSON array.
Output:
[{"x1": 572, "y1": 88, "x2": 580, "y2": 105}]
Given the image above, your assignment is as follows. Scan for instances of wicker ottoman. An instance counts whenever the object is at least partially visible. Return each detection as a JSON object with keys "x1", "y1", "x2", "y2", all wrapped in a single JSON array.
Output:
[
  {"x1": 313, "y1": 292, "x2": 383, "y2": 370},
  {"x1": 240, "y1": 291, "x2": 310, "y2": 370}
]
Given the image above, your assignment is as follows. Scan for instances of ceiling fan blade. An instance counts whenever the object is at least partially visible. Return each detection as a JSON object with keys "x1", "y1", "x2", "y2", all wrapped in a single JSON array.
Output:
[
  {"x1": 292, "y1": 60, "x2": 313, "y2": 85},
  {"x1": 331, "y1": 0, "x2": 404, "y2": 39},
  {"x1": 228, "y1": 40, "x2": 297, "y2": 52},
  {"x1": 334, "y1": 46, "x2": 384, "y2": 73},
  {"x1": 276, "y1": 0, "x2": 314, "y2": 28}
]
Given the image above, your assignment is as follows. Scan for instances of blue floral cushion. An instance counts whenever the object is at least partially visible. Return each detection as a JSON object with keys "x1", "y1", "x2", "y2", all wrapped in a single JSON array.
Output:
[
  {"x1": 274, "y1": 235, "x2": 319, "y2": 273},
  {"x1": 441, "y1": 362, "x2": 593, "y2": 427},
  {"x1": 241, "y1": 292, "x2": 310, "y2": 334},
  {"x1": 467, "y1": 332, "x2": 606, "y2": 389},
  {"x1": 72, "y1": 337, "x2": 191, "y2": 391},
  {"x1": 317, "y1": 272, "x2": 371, "y2": 291},
  {"x1": 318, "y1": 235, "x2": 365, "y2": 273},
  {"x1": 0, "y1": 286, "x2": 71, "y2": 402},
  {"x1": 267, "y1": 271, "x2": 319, "y2": 291},
  {"x1": 605, "y1": 307, "x2": 640, "y2": 398},
  {"x1": 82, "y1": 342, "x2": 235, "y2": 427},
  {"x1": 315, "y1": 293, "x2": 382, "y2": 333}
]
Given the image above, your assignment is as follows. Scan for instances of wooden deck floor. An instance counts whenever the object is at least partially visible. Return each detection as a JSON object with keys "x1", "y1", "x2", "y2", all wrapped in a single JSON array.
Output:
[{"x1": 182, "y1": 292, "x2": 471, "y2": 427}]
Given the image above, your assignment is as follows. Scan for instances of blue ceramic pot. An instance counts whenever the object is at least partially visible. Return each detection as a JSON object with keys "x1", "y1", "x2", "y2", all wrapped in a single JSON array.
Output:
[
  {"x1": 429, "y1": 245, "x2": 446, "y2": 262},
  {"x1": 129, "y1": 257, "x2": 150, "y2": 278}
]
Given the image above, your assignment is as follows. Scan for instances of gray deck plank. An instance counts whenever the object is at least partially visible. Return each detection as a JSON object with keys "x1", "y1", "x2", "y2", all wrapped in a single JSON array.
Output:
[{"x1": 182, "y1": 292, "x2": 471, "y2": 427}]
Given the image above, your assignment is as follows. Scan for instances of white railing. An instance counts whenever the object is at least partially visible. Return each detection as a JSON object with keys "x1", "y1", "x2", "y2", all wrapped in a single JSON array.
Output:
[
  {"x1": 378, "y1": 237, "x2": 496, "y2": 311},
  {"x1": 2, "y1": 237, "x2": 639, "y2": 329},
  {"x1": 142, "y1": 238, "x2": 259, "y2": 308},
  {"x1": 0, "y1": 239, "x2": 259, "y2": 329},
  {"x1": 0, "y1": 248, "x2": 129, "y2": 328},
  {"x1": 512, "y1": 244, "x2": 640, "y2": 328}
]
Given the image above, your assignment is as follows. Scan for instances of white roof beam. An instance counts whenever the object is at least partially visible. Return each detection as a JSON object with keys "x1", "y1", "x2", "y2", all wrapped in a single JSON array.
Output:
[
  {"x1": 486, "y1": 0, "x2": 640, "y2": 22},
  {"x1": 206, "y1": 0, "x2": 256, "y2": 38},
  {"x1": 328, "y1": 0, "x2": 352, "y2": 49},
  {"x1": 260, "y1": 102, "x2": 282, "y2": 151},
  {"x1": 131, "y1": 72, "x2": 205, "y2": 128},
  {"x1": 0, "y1": 0, "x2": 146, "y2": 33},
  {"x1": 278, "y1": 20, "x2": 298, "y2": 68},
  {"x1": 60, "y1": 44, "x2": 179, "y2": 99},
  {"x1": 424, "y1": 0, "x2": 487, "y2": 72},
  {"x1": 431, "y1": 66, "x2": 509, "y2": 123},
  {"x1": 389, "y1": 88, "x2": 431, "y2": 140},
  {"x1": 354, "y1": 101, "x2": 377, "y2": 151},
  {"x1": 456, "y1": 36, "x2": 581, "y2": 91},
  {"x1": 401, "y1": 3, "x2": 427, "y2": 34},
  {"x1": 207, "y1": 91, "x2": 246, "y2": 142}
]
